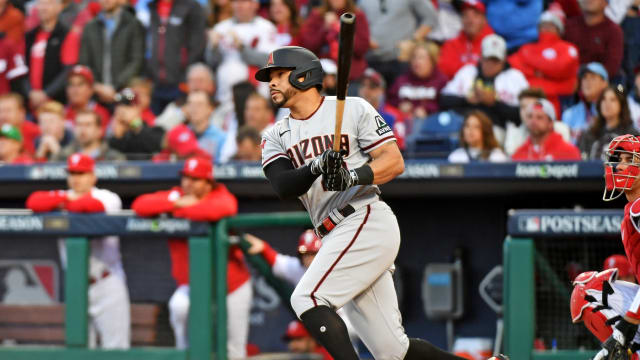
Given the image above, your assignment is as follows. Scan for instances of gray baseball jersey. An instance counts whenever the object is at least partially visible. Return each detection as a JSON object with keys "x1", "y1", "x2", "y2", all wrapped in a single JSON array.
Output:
[{"x1": 261, "y1": 96, "x2": 396, "y2": 226}]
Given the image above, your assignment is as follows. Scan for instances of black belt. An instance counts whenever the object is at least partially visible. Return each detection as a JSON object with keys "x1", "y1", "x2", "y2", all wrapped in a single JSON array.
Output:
[{"x1": 315, "y1": 204, "x2": 356, "y2": 238}]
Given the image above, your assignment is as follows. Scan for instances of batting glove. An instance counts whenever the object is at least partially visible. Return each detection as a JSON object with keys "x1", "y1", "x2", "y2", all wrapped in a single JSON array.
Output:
[
  {"x1": 310, "y1": 149, "x2": 345, "y2": 175},
  {"x1": 324, "y1": 167, "x2": 358, "y2": 191},
  {"x1": 594, "y1": 319, "x2": 637, "y2": 360}
]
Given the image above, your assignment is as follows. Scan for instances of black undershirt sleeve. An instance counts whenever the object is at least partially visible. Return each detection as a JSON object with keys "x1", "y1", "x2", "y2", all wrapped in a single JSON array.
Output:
[{"x1": 263, "y1": 158, "x2": 320, "y2": 200}]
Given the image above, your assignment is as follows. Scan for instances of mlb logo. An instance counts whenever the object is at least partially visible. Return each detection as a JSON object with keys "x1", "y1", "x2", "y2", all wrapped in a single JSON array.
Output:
[
  {"x1": 525, "y1": 217, "x2": 540, "y2": 232},
  {"x1": 0, "y1": 260, "x2": 59, "y2": 305}
]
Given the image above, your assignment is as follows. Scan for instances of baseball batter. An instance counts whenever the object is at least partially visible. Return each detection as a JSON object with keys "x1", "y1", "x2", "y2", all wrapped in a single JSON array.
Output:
[{"x1": 256, "y1": 46, "x2": 507, "y2": 360}]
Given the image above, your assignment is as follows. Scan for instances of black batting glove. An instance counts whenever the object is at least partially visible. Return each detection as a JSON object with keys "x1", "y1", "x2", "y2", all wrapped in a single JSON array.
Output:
[
  {"x1": 594, "y1": 319, "x2": 637, "y2": 360},
  {"x1": 310, "y1": 149, "x2": 345, "y2": 175},
  {"x1": 323, "y1": 167, "x2": 357, "y2": 191}
]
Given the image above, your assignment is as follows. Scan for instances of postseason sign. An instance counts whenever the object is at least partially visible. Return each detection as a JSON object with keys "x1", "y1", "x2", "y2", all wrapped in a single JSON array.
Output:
[{"x1": 508, "y1": 209, "x2": 623, "y2": 237}]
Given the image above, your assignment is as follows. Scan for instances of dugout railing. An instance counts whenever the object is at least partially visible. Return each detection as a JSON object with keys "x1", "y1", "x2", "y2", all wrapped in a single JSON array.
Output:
[
  {"x1": 504, "y1": 209, "x2": 625, "y2": 360},
  {"x1": 0, "y1": 210, "x2": 312, "y2": 360}
]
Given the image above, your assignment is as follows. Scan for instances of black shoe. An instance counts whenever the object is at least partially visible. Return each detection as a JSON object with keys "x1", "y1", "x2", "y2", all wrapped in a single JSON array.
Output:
[{"x1": 488, "y1": 355, "x2": 509, "y2": 360}]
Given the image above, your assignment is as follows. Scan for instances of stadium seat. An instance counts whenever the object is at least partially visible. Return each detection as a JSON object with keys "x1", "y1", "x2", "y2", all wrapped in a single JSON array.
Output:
[{"x1": 405, "y1": 111, "x2": 464, "y2": 158}]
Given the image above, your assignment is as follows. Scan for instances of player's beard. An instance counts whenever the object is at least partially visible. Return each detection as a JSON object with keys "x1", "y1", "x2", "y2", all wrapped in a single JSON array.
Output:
[{"x1": 272, "y1": 88, "x2": 298, "y2": 108}]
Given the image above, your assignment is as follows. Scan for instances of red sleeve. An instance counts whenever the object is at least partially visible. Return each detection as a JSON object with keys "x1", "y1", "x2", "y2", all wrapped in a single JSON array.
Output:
[
  {"x1": 172, "y1": 185, "x2": 238, "y2": 221},
  {"x1": 131, "y1": 190, "x2": 178, "y2": 217},
  {"x1": 352, "y1": 10, "x2": 370, "y2": 57},
  {"x1": 437, "y1": 39, "x2": 462, "y2": 79},
  {"x1": 65, "y1": 194, "x2": 106, "y2": 213},
  {"x1": 26, "y1": 190, "x2": 67, "y2": 212},
  {"x1": 603, "y1": 24, "x2": 623, "y2": 79},
  {"x1": 261, "y1": 240, "x2": 278, "y2": 266},
  {"x1": 299, "y1": 10, "x2": 328, "y2": 54}
]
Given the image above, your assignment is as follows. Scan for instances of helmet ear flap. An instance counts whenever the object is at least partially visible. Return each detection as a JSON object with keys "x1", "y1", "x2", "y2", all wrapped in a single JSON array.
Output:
[{"x1": 288, "y1": 60, "x2": 324, "y2": 90}]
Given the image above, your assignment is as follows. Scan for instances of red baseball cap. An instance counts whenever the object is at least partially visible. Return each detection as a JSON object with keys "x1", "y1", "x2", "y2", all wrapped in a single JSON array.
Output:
[
  {"x1": 283, "y1": 321, "x2": 310, "y2": 340},
  {"x1": 181, "y1": 156, "x2": 213, "y2": 180},
  {"x1": 298, "y1": 230, "x2": 321, "y2": 254},
  {"x1": 603, "y1": 255, "x2": 633, "y2": 278},
  {"x1": 168, "y1": 125, "x2": 200, "y2": 157},
  {"x1": 462, "y1": 0, "x2": 486, "y2": 14},
  {"x1": 68, "y1": 65, "x2": 94, "y2": 85},
  {"x1": 67, "y1": 153, "x2": 95, "y2": 173}
]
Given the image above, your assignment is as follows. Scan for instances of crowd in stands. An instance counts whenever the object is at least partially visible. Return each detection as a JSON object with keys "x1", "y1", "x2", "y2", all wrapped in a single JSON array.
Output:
[{"x1": 2, "y1": 0, "x2": 640, "y2": 165}]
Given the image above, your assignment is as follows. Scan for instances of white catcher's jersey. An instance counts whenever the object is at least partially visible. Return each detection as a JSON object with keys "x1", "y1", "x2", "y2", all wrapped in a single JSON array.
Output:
[{"x1": 261, "y1": 96, "x2": 396, "y2": 226}]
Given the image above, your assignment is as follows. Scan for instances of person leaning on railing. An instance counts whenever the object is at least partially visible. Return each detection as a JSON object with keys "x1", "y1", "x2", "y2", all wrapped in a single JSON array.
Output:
[{"x1": 131, "y1": 156, "x2": 252, "y2": 359}]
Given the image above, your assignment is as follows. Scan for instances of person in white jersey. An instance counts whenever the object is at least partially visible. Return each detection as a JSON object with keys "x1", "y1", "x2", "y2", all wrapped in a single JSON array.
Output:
[{"x1": 256, "y1": 45, "x2": 508, "y2": 360}]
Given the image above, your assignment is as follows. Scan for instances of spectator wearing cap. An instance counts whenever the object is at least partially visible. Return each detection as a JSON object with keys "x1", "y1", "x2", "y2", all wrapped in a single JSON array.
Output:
[
  {"x1": 360, "y1": 0, "x2": 437, "y2": 87},
  {"x1": 360, "y1": 68, "x2": 407, "y2": 150},
  {"x1": 35, "y1": 100, "x2": 74, "y2": 160},
  {"x1": 300, "y1": 0, "x2": 370, "y2": 93},
  {"x1": 0, "y1": 93, "x2": 41, "y2": 155},
  {"x1": 578, "y1": 85, "x2": 638, "y2": 160},
  {"x1": 565, "y1": 0, "x2": 623, "y2": 79},
  {"x1": 388, "y1": 41, "x2": 447, "y2": 121},
  {"x1": 438, "y1": 0, "x2": 494, "y2": 79},
  {"x1": 152, "y1": 123, "x2": 211, "y2": 162},
  {"x1": 512, "y1": 98, "x2": 581, "y2": 161},
  {"x1": 504, "y1": 88, "x2": 572, "y2": 156},
  {"x1": 283, "y1": 320, "x2": 332, "y2": 360},
  {"x1": 448, "y1": 110, "x2": 507, "y2": 163},
  {"x1": 509, "y1": 9, "x2": 580, "y2": 115},
  {"x1": 65, "y1": 65, "x2": 111, "y2": 134},
  {"x1": 320, "y1": 58, "x2": 338, "y2": 96},
  {"x1": 629, "y1": 66, "x2": 640, "y2": 127},
  {"x1": 603, "y1": 254, "x2": 636, "y2": 283},
  {"x1": 0, "y1": 123, "x2": 33, "y2": 163},
  {"x1": 131, "y1": 157, "x2": 251, "y2": 358},
  {"x1": 56, "y1": 110, "x2": 126, "y2": 161},
  {"x1": 25, "y1": 0, "x2": 71, "y2": 107},
  {"x1": 206, "y1": 0, "x2": 278, "y2": 103},
  {"x1": 244, "y1": 92, "x2": 274, "y2": 134},
  {"x1": 270, "y1": 0, "x2": 302, "y2": 47},
  {"x1": 26, "y1": 153, "x2": 130, "y2": 349},
  {"x1": 440, "y1": 34, "x2": 528, "y2": 133},
  {"x1": 561, "y1": 62, "x2": 610, "y2": 143},
  {"x1": 184, "y1": 90, "x2": 227, "y2": 163},
  {"x1": 128, "y1": 77, "x2": 156, "y2": 127},
  {"x1": 78, "y1": 0, "x2": 145, "y2": 104},
  {"x1": 145, "y1": 0, "x2": 206, "y2": 115},
  {"x1": 155, "y1": 63, "x2": 219, "y2": 132},
  {"x1": 0, "y1": 0, "x2": 25, "y2": 44},
  {"x1": 232, "y1": 125, "x2": 261, "y2": 162},
  {"x1": 108, "y1": 88, "x2": 164, "y2": 160},
  {"x1": 486, "y1": 0, "x2": 543, "y2": 50}
]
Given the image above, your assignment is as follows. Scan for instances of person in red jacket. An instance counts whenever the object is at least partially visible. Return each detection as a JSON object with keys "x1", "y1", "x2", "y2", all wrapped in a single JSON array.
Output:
[
  {"x1": 299, "y1": 0, "x2": 370, "y2": 91},
  {"x1": 437, "y1": 0, "x2": 494, "y2": 79},
  {"x1": 509, "y1": 10, "x2": 580, "y2": 115},
  {"x1": 25, "y1": 153, "x2": 130, "y2": 349},
  {"x1": 512, "y1": 98, "x2": 581, "y2": 161},
  {"x1": 131, "y1": 156, "x2": 251, "y2": 359}
]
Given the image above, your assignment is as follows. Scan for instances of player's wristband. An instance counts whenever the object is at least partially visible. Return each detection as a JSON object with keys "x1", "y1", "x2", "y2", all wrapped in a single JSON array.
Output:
[{"x1": 349, "y1": 164, "x2": 374, "y2": 186}]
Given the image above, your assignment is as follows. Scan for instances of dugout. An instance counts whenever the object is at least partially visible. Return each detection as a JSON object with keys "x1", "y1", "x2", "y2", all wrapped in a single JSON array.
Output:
[{"x1": 504, "y1": 209, "x2": 626, "y2": 360}]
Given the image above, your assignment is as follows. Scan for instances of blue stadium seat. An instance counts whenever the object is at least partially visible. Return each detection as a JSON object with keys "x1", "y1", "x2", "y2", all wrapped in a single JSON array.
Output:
[{"x1": 405, "y1": 111, "x2": 464, "y2": 158}]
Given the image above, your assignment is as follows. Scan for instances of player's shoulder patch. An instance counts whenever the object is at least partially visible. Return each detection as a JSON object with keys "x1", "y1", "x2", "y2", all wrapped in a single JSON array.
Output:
[{"x1": 374, "y1": 114, "x2": 392, "y2": 136}]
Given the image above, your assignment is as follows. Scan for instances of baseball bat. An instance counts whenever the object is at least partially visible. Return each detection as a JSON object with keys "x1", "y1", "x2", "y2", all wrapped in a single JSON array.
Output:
[{"x1": 333, "y1": 12, "x2": 356, "y2": 152}]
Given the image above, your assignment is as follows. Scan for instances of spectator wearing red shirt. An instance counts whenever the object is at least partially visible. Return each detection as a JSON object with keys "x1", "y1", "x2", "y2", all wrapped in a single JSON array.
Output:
[
  {"x1": 0, "y1": 93, "x2": 40, "y2": 155},
  {"x1": 512, "y1": 98, "x2": 581, "y2": 161},
  {"x1": 0, "y1": 35, "x2": 29, "y2": 99},
  {"x1": 270, "y1": 0, "x2": 302, "y2": 47},
  {"x1": 65, "y1": 65, "x2": 111, "y2": 133},
  {"x1": 388, "y1": 41, "x2": 447, "y2": 121},
  {"x1": 0, "y1": 0, "x2": 25, "y2": 45},
  {"x1": 509, "y1": 10, "x2": 580, "y2": 115},
  {"x1": 284, "y1": 320, "x2": 332, "y2": 360},
  {"x1": 300, "y1": 0, "x2": 370, "y2": 93},
  {"x1": 152, "y1": 123, "x2": 211, "y2": 162},
  {"x1": 25, "y1": 0, "x2": 72, "y2": 107},
  {"x1": 131, "y1": 157, "x2": 251, "y2": 358},
  {"x1": 564, "y1": 0, "x2": 623, "y2": 79},
  {"x1": 437, "y1": 0, "x2": 493, "y2": 79},
  {"x1": 0, "y1": 123, "x2": 33, "y2": 163}
]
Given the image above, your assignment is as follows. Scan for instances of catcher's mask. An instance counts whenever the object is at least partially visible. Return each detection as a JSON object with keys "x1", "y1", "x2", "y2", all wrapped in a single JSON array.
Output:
[{"x1": 603, "y1": 134, "x2": 640, "y2": 201}]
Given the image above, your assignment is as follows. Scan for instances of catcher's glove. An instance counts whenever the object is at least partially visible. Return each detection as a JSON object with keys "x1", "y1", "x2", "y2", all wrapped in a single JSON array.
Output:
[{"x1": 594, "y1": 319, "x2": 637, "y2": 360}]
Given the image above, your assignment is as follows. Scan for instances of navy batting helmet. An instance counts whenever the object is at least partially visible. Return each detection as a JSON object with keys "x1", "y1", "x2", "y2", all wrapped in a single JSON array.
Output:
[{"x1": 255, "y1": 46, "x2": 324, "y2": 90}]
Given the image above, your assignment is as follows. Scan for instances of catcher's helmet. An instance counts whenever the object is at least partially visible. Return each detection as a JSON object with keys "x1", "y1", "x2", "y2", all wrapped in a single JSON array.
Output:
[
  {"x1": 255, "y1": 46, "x2": 324, "y2": 90},
  {"x1": 603, "y1": 134, "x2": 640, "y2": 201},
  {"x1": 297, "y1": 230, "x2": 321, "y2": 254}
]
